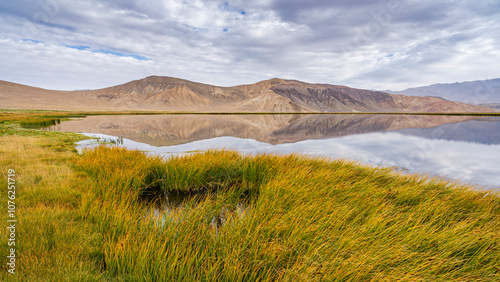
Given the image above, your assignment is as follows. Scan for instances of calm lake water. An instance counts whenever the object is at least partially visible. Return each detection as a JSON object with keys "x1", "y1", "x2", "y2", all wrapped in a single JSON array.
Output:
[{"x1": 54, "y1": 114, "x2": 500, "y2": 190}]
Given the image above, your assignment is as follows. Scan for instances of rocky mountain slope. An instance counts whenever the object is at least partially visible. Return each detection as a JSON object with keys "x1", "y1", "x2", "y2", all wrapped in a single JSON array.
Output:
[
  {"x1": 0, "y1": 76, "x2": 493, "y2": 113},
  {"x1": 386, "y1": 78, "x2": 500, "y2": 105}
]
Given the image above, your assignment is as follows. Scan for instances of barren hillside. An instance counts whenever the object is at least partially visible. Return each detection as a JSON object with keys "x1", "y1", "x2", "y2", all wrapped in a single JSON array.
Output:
[{"x1": 0, "y1": 76, "x2": 493, "y2": 113}]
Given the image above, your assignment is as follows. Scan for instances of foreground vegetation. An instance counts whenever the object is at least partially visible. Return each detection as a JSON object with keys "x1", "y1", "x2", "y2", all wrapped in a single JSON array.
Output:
[
  {"x1": 73, "y1": 148, "x2": 500, "y2": 281},
  {"x1": 1, "y1": 111, "x2": 500, "y2": 280},
  {"x1": 0, "y1": 130, "x2": 107, "y2": 280}
]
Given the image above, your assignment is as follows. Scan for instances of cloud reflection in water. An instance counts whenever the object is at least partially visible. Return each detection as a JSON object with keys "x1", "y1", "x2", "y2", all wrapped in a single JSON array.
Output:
[{"x1": 78, "y1": 131, "x2": 500, "y2": 190}]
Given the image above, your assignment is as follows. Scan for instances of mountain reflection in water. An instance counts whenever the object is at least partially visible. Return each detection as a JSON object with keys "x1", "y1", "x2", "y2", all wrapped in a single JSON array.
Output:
[
  {"x1": 56, "y1": 114, "x2": 483, "y2": 145},
  {"x1": 55, "y1": 114, "x2": 500, "y2": 189}
]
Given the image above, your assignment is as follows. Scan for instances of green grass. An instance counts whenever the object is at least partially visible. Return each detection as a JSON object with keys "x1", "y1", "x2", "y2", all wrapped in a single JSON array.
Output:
[
  {"x1": 1, "y1": 110, "x2": 500, "y2": 280},
  {"x1": 72, "y1": 147, "x2": 500, "y2": 281},
  {"x1": 19, "y1": 118, "x2": 61, "y2": 129}
]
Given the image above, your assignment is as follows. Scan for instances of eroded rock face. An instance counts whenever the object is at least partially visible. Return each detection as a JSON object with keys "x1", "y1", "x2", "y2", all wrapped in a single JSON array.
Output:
[{"x1": 0, "y1": 76, "x2": 494, "y2": 113}]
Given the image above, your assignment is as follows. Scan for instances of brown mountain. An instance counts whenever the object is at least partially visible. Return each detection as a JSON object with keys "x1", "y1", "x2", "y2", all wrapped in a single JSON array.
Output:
[{"x1": 0, "y1": 76, "x2": 493, "y2": 112}]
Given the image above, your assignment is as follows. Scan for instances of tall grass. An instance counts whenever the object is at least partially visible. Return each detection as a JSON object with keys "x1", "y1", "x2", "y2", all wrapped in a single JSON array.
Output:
[
  {"x1": 19, "y1": 118, "x2": 61, "y2": 129},
  {"x1": 0, "y1": 134, "x2": 109, "y2": 281},
  {"x1": 2, "y1": 109, "x2": 499, "y2": 280},
  {"x1": 74, "y1": 146, "x2": 500, "y2": 281}
]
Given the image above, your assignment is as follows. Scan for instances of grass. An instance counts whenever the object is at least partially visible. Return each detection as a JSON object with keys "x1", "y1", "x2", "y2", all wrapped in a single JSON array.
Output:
[
  {"x1": 73, "y1": 147, "x2": 500, "y2": 281},
  {"x1": 2, "y1": 108, "x2": 500, "y2": 120},
  {"x1": 19, "y1": 118, "x2": 61, "y2": 129},
  {"x1": 0, "y1": 133, "x2": 109, "y2": 281},
  {"x1": 1, "y1": 110, "x2": 500, "y2": 280}
]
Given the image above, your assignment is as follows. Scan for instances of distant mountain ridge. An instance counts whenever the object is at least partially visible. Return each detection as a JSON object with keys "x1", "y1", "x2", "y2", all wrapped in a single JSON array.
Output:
[
  {"x1": 0, "y1": 76, "x2": 493, "y2": 113},
  {"x1": 385, "y1": 78, "x2": 500, "y2": 105}
]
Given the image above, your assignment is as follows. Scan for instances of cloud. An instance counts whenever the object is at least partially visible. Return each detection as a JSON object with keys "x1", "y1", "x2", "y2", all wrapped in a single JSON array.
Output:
[
  {"x1": 0, "y1": 38, "x2": 155, "y2": 90},
  {"x1": 0, "y1": 0, "x2": 499, "y2": 90}
]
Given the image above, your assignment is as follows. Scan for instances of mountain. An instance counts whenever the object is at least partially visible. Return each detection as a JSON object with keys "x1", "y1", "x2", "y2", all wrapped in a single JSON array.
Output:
[
  {"x1": 478, "y1": 103, "x2": 500, "y2": 110},
  {"x1": 385, "y1": 78, "x2": 500, "y2": 105},
  {"x1": 0, "y1": 76, "x2": 493, "y2": 113}
]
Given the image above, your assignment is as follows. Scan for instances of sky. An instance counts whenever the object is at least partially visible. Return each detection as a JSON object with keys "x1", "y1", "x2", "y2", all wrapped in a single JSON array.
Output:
[{"x1": 1, "y1": 0, "x2": 499, "y2": 91}]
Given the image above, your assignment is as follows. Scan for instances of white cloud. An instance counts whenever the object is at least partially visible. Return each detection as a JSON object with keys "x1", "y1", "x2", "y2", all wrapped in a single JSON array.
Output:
[
  {"x1": 0, "y1": 38, "x2": 155, "y2": 90},
  {"x1": 0, "y1": 0, "x2": 499, "y2": 90}
]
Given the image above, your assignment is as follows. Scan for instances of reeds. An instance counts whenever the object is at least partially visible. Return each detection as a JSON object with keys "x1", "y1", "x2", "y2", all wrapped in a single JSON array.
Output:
[
  {"x1": 19, "y1": 118, "x2": 61, "y2": 129},
  {"x1": 73, "y1": 146, "x2": 500, "y2": 281}
]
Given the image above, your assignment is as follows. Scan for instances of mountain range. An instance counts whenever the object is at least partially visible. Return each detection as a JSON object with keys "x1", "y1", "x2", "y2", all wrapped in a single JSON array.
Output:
[
  {"x1": 385, "y1": 78, "x2": 500, "y2": 109},
  {"x1": 0, "y1": 76, "x2": 494, "y2": 113}
]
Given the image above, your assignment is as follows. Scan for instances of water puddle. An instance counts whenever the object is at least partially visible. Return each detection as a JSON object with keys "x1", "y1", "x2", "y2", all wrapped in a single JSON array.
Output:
[{"x1": 143, "y1": 188, "x2": 252, "y2": 234}]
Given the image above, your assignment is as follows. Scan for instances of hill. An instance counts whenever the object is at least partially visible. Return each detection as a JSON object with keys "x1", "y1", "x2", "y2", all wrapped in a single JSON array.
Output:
[
  {"x1": 0, "y1": 76, "x2": 493, "y2": 112},
  {"x1": 386, "y1": 78, "x2": 500, "y2": 105}
]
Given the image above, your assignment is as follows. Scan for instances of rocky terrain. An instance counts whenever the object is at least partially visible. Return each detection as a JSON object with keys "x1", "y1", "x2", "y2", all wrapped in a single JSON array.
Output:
[
  {"x1": 386, "y1": 78, "x2": 500, "y2": 106},
  {"x1": 0, "y1": 76, "x2": 494, "y2": 113}
]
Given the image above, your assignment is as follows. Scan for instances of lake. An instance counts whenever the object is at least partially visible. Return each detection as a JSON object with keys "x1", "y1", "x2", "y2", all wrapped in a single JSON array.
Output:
[{"x1": 54, "y1": 114, "x2": 500, "y2": 190}]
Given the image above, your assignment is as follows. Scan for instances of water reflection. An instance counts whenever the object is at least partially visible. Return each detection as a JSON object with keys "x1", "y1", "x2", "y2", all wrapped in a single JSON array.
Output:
[
  {"x1": 145, "y1": 189, "x2": 250, "y2": 235},
  {"x1": 56, "y1": 114, "x2": 477, "y2": 145},
  {"x1": 396, "y1": 117, "x2": 500, "y2": 145},
  {"x1": 56, "y1": 114, "x2": 500, "y2": 190},
  {"x1": 78, "y1": 132, "x2": 500, "y2": 189}
]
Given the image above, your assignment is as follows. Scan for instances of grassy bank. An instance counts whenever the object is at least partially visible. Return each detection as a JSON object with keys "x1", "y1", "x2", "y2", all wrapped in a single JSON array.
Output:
[
  {"x1": 0, "y1": 130, "x2": 108, "y2": 280},
  {"x1": 1, "y1": 112, "x2": 500, "y2": 280},
  {"x1": 2, "y1": 108, "x2": 500, "y2": 121}
]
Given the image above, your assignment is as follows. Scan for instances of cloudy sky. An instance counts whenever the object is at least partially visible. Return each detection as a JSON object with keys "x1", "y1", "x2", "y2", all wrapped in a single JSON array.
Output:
[{"x1": 1, "y1": 0, "x2": 499, "y2": 91}]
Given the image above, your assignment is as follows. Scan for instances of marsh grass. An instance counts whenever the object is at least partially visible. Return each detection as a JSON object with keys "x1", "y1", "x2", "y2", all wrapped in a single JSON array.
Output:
[
  {"x1": 1, "y1": 110, "x2": 500, "y2": 280},
  {"x1": 19, "y1": 118, "x2": 61, "y2": 129},
  {"x1": 73, "y1": 146, "x2": 500, "y2": 281},
  {"x1": 0, "y1": 133, "x2": 110, "y2": 281}
]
